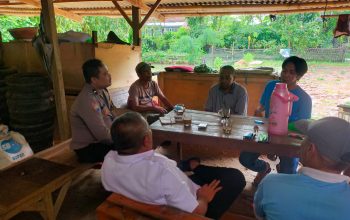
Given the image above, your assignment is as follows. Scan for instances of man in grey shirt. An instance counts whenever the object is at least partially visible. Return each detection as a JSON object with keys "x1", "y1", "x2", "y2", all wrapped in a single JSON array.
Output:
[
  {"x1": 205, "y1": 65, "x2": 248, "y2": 115},
  {"x1": 70, "y1": 59, "x2": 117, "y2": 163}
]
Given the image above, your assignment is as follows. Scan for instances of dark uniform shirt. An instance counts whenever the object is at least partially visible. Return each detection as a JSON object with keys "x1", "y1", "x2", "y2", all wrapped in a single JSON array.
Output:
[
  {"x1": 70, "y1": 84, "x2": 116, "y2": 150},
  {"x1": 205, "y1": 82, "x2": 248, "y2": 116}
]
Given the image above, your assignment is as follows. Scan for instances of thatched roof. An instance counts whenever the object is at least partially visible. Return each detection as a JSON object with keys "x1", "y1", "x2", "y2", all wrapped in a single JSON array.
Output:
[{"x1": 0, "y1": 0, "x2": 349, "y2": 22}]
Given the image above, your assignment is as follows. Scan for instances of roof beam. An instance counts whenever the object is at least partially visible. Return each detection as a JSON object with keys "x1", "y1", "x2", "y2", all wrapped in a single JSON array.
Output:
[
  {"x1": 71, "y1": 5, "x2": 350, "y2": 17},
  {"x1": 54, "y1": 0, "x2": 118, "y2": 2},
  {"x1": 111, "y1": 0, "x2": 132, "y2": 26},
  {"x1": 64, "y1": 0, "x2": 350, "y2": 14},
  {"x1": 156, "y1": 1, "x2": 350, "y2": 12},
  {"x1": 140, "y1": 0, "x2": 161, "y2": 28},
  {"x1": 17, "y1": 0, "x2": 83, "y2": 22},
  {"x1": 0, "y1": 2, "x2": 25, "y2": 5},
  {"x1": 163, "y1": 6, "x2": 350, "y2": 17},
  {"x1": 123, "y1": 0, "x2": 165, "y2": 22}
]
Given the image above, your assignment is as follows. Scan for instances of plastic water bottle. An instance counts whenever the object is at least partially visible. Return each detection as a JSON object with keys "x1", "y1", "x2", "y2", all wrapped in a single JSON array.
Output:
[{"x1": 268, "y1": 83, "x2": 299, "y2": 135}]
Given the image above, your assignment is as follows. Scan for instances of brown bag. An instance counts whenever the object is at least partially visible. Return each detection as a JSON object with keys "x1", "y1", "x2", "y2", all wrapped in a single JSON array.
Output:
[{"x1": 334, "y1": 14, "x2": 350, "y2": 38}]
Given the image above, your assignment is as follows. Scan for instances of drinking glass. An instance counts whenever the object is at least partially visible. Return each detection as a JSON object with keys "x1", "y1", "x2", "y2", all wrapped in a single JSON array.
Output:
[
  {"x1": 183, "y1": 113, "x2": 192, "y2": 128},
  {"x1": 218, "y1": 107, "x2": 231, "y2": 119},
  {"x1": 222, "y1": 118, "x2": 232, "y2": 135}
]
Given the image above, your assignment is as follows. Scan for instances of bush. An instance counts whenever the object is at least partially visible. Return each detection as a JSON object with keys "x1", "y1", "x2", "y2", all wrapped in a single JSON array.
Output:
[
  {"x1": 243, "y1": 53, "x2": 254, "y2": 63},
  {"x1": 213, "y1": 57, "x2": 224, "y2": 71}
]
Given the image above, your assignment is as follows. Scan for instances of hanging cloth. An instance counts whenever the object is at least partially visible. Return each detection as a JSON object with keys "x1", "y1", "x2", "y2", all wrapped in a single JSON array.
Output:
[
  {"x1": 32, "y1": 12, "x2": 53, "y2": 78},
  {"x1": 334, "y1": 14, "x2": 350, "y2": 38}
]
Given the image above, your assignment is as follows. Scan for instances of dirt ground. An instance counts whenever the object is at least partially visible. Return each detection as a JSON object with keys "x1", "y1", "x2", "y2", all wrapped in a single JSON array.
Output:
[{"x1": 298, "y1": 64, "x2": 350, "y2": 119}]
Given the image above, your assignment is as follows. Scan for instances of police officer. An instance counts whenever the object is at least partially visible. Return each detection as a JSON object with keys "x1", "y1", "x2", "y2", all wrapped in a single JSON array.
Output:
[{"x1": 70, "y1": 59, "x2": 117, "y2": 163}]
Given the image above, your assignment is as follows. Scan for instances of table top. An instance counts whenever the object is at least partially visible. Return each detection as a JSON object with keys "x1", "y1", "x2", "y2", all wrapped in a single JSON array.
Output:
[
  {"x1": 0, "y1": 157, "x2": 74, "y2": 213},
  {"x1": 150, "y1": 110, "x2": 302, "y2": 157}
]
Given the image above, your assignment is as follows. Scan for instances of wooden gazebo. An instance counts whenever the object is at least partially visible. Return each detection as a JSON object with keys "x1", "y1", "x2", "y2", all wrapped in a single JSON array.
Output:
[{"x1": 0, "y1": 0, "x2": 349, "y2": 142}]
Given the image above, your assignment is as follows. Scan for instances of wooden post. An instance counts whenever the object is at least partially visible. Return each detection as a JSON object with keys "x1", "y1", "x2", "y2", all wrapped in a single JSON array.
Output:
[
  {"x1": 40, "y1": 0, "x2": 70, "y2": 140},
  {"x1": 0, "y1": 31, "x2": 3, "y2": 66},
  {"x1": 132, "y1": 6, "x2": 141, "y2": 46},
  {"x1": 92, "y1": 31, "x2": 97, "y2": 46}
]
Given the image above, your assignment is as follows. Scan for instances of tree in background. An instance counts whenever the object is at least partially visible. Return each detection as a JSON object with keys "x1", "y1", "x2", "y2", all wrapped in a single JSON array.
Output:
[
  {"x1": 0, "y1": 12, "x2": 347, "y2": 65},
  {"x1": 0, "y1": 15, "x2": 131, "y2": 43}
]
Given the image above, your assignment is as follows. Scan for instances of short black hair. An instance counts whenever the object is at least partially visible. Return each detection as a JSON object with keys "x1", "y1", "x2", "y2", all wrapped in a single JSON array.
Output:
[
  {"x1": 220, "y1": 65, "x2": 235, "y2": 75},
  {"x1": 110, "y1": 112, "x2": 149, "y2": 154},
  {"x1": 282, "y1": 56, "x2": 308, "y2": 77},
  {"x1": 82, "y1": 59, "x2": 104, "y2": 83}
]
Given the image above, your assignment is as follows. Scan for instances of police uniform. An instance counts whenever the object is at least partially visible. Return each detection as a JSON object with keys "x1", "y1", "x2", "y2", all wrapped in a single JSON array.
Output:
[{"x1": 70, "y1": 83, "x2": 116, "y2": 163}]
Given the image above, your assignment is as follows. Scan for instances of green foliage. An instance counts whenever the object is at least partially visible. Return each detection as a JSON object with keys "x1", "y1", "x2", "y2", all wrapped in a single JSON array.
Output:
[
  {"x1": 1, "y1": 12, "x2": 346, "y2": 64},
  {"x1": 0, "y1": 15, "x2": 131, "y2": 43},
  {"x1": 0, "y1": 16, "x2": 39, "y2": 41},
  {"x1": 194, "y1": 64, "x2": 214, "y2": 73},
  {"x1": 213, "y1": 57, "x2": 224, "y2": 71},
  {"x1": 243, "y1": 53, "x2": 254, "y2": 63},
  {"x1": 170, "y1": 35, "x2": 204, "y2": 64}
]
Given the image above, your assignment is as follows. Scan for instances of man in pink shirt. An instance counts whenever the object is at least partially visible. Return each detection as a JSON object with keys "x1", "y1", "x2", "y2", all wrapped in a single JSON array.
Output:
[{"x1": 128, "y1": 62, "x2": 173, "y2": 123}]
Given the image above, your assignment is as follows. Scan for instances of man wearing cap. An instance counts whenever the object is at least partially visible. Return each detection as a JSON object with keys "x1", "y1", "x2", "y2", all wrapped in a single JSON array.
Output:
[
  {"x1": 205, "y1": 65, "x2": 248, "y2": 115},
  {"x1": 70, "y1": 59, "x2": 116, "y2": 163},
  {"x1": 101, "y1": 112, "x2": 246, "y2": 220},
  {"x1": 254, "y1": 117, "x2": 350, "y2": 220},
  {"x1": 128, "y1": 62, "x2": 173, "y2": 123}
]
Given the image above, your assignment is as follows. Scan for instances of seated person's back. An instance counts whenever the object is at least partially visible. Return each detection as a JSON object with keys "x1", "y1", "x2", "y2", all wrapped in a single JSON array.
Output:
[
  {"x1": 254, "y1": 117, "x2": 350, "y2": 220},
  {"x1": 205, "y1": 65, "x2": 248, "y2": 116},
  {"x1": 102, "y1": 112, "x2": 246, "y2": 219},
  {"x1": 102, "y1": 149, "x2": 200, "y2": 212}
]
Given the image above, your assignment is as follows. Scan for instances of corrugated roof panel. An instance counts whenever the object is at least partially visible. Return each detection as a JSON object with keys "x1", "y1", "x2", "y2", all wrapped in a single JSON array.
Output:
[
  {"x1": 0, "y1": 0, "x2": 349, "y2": 18},
  {"x1": 55, "y1": 1, "x2": 128, "y2": 8}
]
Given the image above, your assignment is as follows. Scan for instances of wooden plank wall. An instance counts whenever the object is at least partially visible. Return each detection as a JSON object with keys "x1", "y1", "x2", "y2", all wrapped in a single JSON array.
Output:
[
  {"x1": 95, "y1": 43, "x2": 140, "y2": 89},
  {"x1": 158, "y1": 72, "x2": 277, "y2": 116}
]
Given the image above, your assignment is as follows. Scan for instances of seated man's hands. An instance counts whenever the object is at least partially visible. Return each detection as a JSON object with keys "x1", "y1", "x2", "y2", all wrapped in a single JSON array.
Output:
[
  {"x1": 254, "y1": 105, "x2": 265, "y2": 117},
  {"x1": 154, "y1": 106, "x2": 168, "y2": 114},
  {"x1": 197, "y1": 179, "x2": 222, "y2": 203},
  {"x1": 254, "y1": 110, "x2": 264, "y2": 117}
]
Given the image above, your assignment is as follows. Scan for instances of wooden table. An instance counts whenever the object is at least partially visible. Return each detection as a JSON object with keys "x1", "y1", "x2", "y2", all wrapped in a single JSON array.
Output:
[
  {"x1": 0, "y1": 157, "x2": 74, "y2": 220},
  {"x1": 151, "y1": 110, "x2": 302, "y2": 158}
]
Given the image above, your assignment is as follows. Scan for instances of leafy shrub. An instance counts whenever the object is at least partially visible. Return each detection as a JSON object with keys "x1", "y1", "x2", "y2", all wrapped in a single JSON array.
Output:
[
  {"x1": 170, "y1": 36, "x2": 204, "y2": 64},
  {"x1": 243, "y1": 53, "x2": 254, "y2": 63},
  {"x1": 213, "y1": 57, "x2": 224, "y2": 71}
]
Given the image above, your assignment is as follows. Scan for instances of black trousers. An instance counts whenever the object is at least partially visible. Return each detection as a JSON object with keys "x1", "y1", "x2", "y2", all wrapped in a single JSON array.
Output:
[
  {"x1": 189, "y1": 165, "x2": 246, "y2": 220},
  {"x1": 74, "y1": 142, "x2": 113, "y2": 163}
]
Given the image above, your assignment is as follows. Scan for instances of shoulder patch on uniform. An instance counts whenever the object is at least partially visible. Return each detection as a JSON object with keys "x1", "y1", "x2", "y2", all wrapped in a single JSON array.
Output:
[{"x1": 91, "y1": 99, "x2": 101, "y2": 112}]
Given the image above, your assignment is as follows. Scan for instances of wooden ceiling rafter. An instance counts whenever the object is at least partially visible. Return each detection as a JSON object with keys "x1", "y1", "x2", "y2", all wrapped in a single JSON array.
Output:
[
  {"x1": 140, "y1": 0, "x2": 161, "y2": 27},
  {"x1": 123, "y1": 0, "x2": 165, "y2": 21},
  {"x1": 162, "y1": 6, "x2": 350, "y2": 17},
  {"x1": 1, "y1": 0, "x2": 350, "y2": 18},
  {"x1": 17, "y1": 0, "x2": 83, "y2": 22},
  {"x1": 61, "y1": 1, "x2": 350, "y2": 14},
  {"x1": 111, "y1": 0, "x2": 133, "y2": 25},
  {"x1": 54, "y1": 0, "x2": 118, "y2": 2},
  {"x1": 155, "y1": 1, "x2": 350, "y2": 11},
  {"x1": 1, "y1": 5, "x2": 349, "y2": 17},
  {"x1": 0, "y1": 2, "x2": 25, "y2": 5}
]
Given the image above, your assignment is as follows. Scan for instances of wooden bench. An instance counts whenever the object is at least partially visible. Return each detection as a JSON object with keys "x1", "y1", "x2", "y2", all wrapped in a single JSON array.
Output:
[
  {"x1": 0, "y1": 139, "x2": 95, "y2": 220},
  {"x1": 96, "y1": 193, "x2": 211, "y2": 220},
  {"x1": 96, "y1": 193, "x2": 257, "y2": 220}
]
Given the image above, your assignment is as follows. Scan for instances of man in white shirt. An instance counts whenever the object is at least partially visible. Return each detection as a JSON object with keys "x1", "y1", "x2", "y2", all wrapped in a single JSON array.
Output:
[{"x1": 101, "y1": 112, "x2": 246, "y2": 219}]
